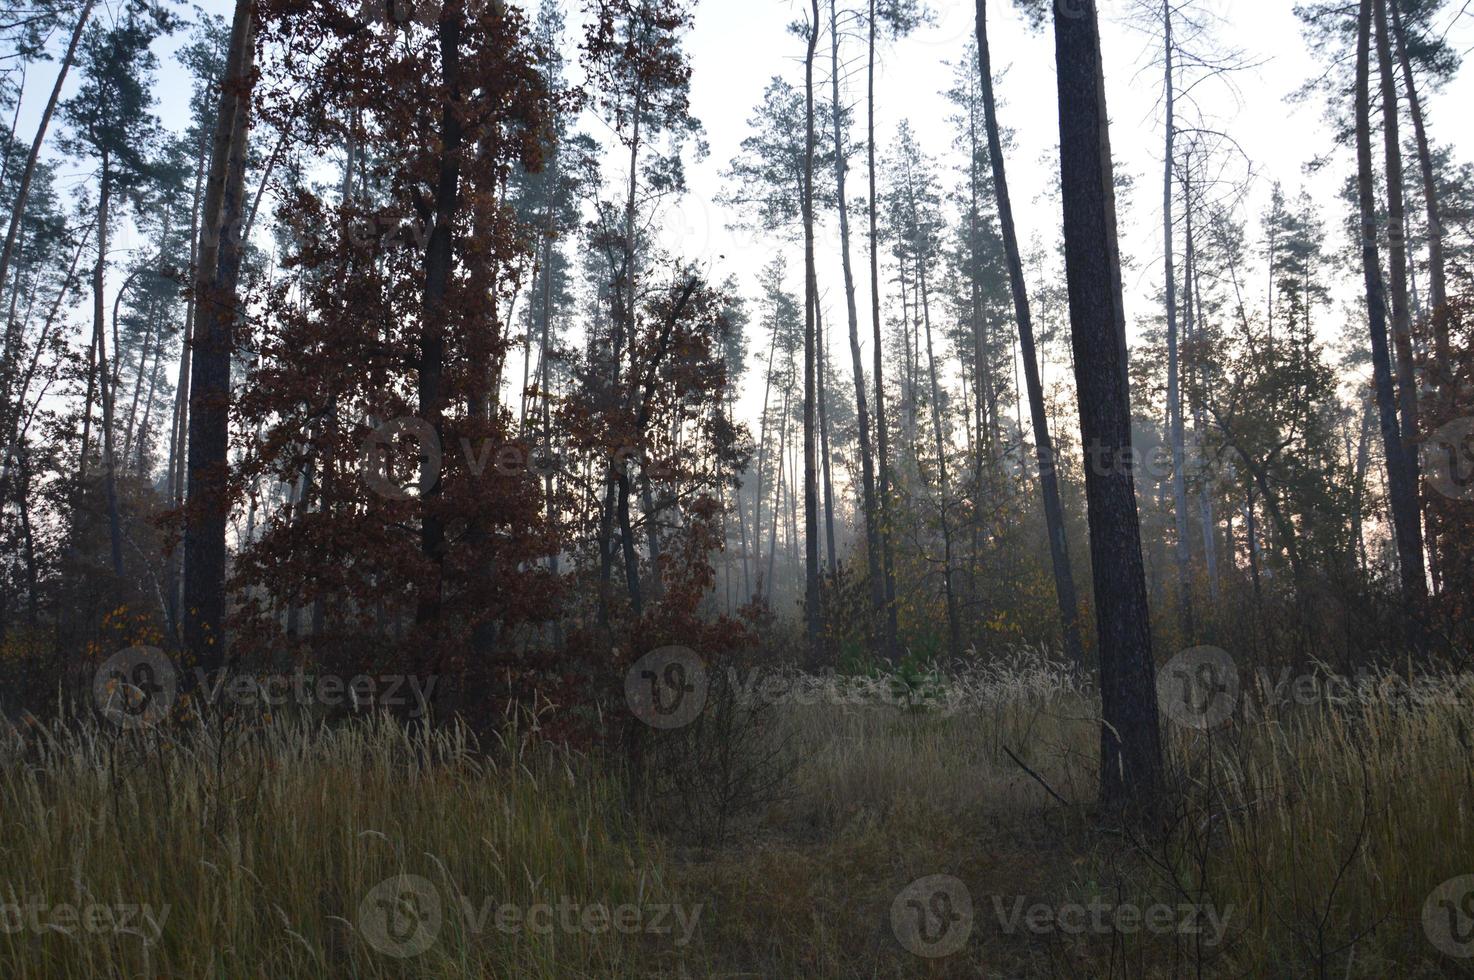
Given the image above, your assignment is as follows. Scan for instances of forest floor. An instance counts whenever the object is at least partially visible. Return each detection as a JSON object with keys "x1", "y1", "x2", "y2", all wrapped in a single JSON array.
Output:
[{"x1": 1, "y1": 653, "x2": 1472, "y2": 977}]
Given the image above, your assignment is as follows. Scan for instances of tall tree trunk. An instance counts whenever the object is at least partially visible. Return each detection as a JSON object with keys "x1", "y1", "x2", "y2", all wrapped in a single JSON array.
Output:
[
  {"x1": 183, "y1": 0, "x2": 255, "y2": 673},
  {"x1": 975, "y1": 0, "x2": 1084, "y2": 664},
  {"x1": 165, "y1": 101, "x2": 211, "y2": 638},
  {"x1": 1159, "y1": 0, "x2": 1194, "y2": 642},
  {"x1": 916, "y1": 250, "x2": 962, "y2": 661},
  {"x1": 830, "y1": 0, "x2": 885, "y2": 650},
  {"x1": 1375, "y1": 0, "x2": 1423, "y2": 535},
  {"x1": 817, "y1": 302, "x2": 837, "y2": 578},
  {"x1": 91, "y1": 164, "x2": 124, "y2": 579},
  {"x1": 867, "y1": 0, "x2": 899, "y2": 660},
  {"x1": 1390, "y1": 0, "x2": 1449, "y2": 370},
  {"x1": 413, "y1": 7, "x2": 464, "y2": 656},
  {"x1": 1050, "y1": 0, "x2": 1162, "y2": 808},
  {"x1": 0, "y1": 0, "x2": 95, "y2": 305},
  {"x1": 802, "y1": 0, "x2": 822, "y2": 659},
  {"x1": 1182, "y1": 165, "x2": 1219, "y2": 600},
  {"x1": 1355, "y1": 0, "x2": 1427, "y2": 610}
]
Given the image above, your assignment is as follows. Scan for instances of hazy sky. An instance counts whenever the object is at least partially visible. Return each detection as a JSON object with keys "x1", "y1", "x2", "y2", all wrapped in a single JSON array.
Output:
[{"x1": 15, "y1": 0, "x2": 1474, "y2": 431}]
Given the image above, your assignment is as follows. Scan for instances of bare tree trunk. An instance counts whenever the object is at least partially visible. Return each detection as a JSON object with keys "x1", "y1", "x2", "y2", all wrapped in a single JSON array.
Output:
[
  {"x1": 916, "y1": 251, "x2": 961, "y2": 661},
  {"x1": 91, "y1": 164, "x2": 124, "y2": 579},
  {"x1": 1375, "y1": 0, "x2": 1423, "y2": 543},
  {"x1": 817, "y1": 302, "x2": 837, "y2": 578},
  {"x1": 830, "y1": 0, "x2": 884, "y2": 650},
  {"x1": 1050, "y1": 0, "x2": 1162, "y2": 808},
  {"x1": 802, "y1": 0, "x2": 822, "y2": 659},
  {"x1": 1355, "y1": 0, "x2": 1427, "y2": 612},
  {"x1": 0, "y1": 0, "x2": 96, "y2": 305},
  {"x1": 975, "y1": 0, "x2": 1084, "y2": 664},
  {"x1": 867, "y1": 0, "x2": 899, "y2": 660},
  {"x1": 183, "y1": 0, "x2": 255, "y2": 672},
  {"x1": 1390, "y1": 0, "x2": 1449, "y2": 370},
  {"x1": 1159, "y1": 0, "x2": 1194, "y2": 643}
]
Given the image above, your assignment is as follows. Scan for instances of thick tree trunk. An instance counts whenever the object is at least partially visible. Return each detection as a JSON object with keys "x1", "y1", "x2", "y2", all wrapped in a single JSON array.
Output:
[
  {"x1": 976, "y1": 0, "x2": 1084, "y2": 664},
  {"x1": 1355, "y1": 0, "x2": 1427, "y2": 609},
  {"x1": 1050, "y1": 0, "x2": 1162, "y2": 808},
  {"x1": 183, "y1": 0, "x2": 255, "y2": 672}
]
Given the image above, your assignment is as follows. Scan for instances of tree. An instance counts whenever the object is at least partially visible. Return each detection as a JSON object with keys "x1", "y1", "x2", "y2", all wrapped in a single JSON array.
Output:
[
  {"x1": 974, "y1": 0, "x2": 1084, "y2": 664},
  {"x1": 1354, "y1": 0, "x2": 1427, "y2": 611},
  {"x1": 802, "y1": 0, "x2": 822, "y2": 659},
  {"x1": 181, "y1": 0, "x2": 251, "y2": 673},
  {"x1": 582, "y1": 0, "x2": 703, "y2": 619},
  {"x1": 865, "y1": 0, "x2": 924, "y2": 661},
  {"x1": 0, "y1": 0, "x2": 95, "y2": 315},
  {"x1": 62, "y1": 11, "x2": 171, "y2": 582},
  {"x1": 1049, "y1": 0, "x2": 1162, "y2": 807}
]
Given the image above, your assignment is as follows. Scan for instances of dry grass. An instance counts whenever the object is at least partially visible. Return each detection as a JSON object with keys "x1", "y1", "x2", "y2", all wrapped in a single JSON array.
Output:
[{"x1": 3, "y1": 651, "x2": 1472, "y2": 977}]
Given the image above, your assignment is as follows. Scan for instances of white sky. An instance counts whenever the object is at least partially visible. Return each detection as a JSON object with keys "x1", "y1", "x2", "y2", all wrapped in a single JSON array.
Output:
[{"x1": 12, "y1": 0, "x2": 1474, "y2": 437}]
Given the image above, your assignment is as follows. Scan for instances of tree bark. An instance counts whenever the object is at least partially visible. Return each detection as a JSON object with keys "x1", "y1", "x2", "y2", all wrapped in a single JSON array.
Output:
[
  {"x1": 867, "y1": 0, "x2": 899, "y2": 660},
  {"x1": 1389, "y1": 0, "x2": 1449, "y2": 370},
  {"x1": 975, "y1": 0, "x2": 1084, "y2": 664},
  {"x1": 183, "y1": 0, "x2": 254, "y2": 672},
  {"x1": 802, "y1": 0, "x2": 822, "y2": 659},
  {"x1": 1355, "y1": 0, "x2": 1427, "y2": 609},
  {"x1": 1160, "y1": 0, "x2": 1195, "y2": 642},
  {"x1": 1050, "y1": 0, "x2": 1162, "y2": 807},
  {"x1": 1374, "y1": 0, "x2": 1422, "y2": 528},
  {"x1": 830, "y1": 0, "x2": 885, "y2": 651}
]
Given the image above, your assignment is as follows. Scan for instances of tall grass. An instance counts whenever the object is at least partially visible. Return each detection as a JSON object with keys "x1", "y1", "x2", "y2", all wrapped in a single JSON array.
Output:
[
  {"x1": 3, "y1": 651, "x2": 1471, "y2": 977},
  {"x1": 0, "y1": 712, "x2": 688, "y2": 978}
]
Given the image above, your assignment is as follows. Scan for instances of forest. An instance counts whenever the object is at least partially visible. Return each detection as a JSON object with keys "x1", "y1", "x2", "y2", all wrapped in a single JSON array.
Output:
[{"x1": 1, "y1": 0, "x2": 1473, "y2": 975}]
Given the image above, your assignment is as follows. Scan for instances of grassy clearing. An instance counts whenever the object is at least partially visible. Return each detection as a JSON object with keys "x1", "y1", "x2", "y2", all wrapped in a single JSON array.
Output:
[{"x1": 3, "y1": 653, "x2": 1473, "y2": 977}]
